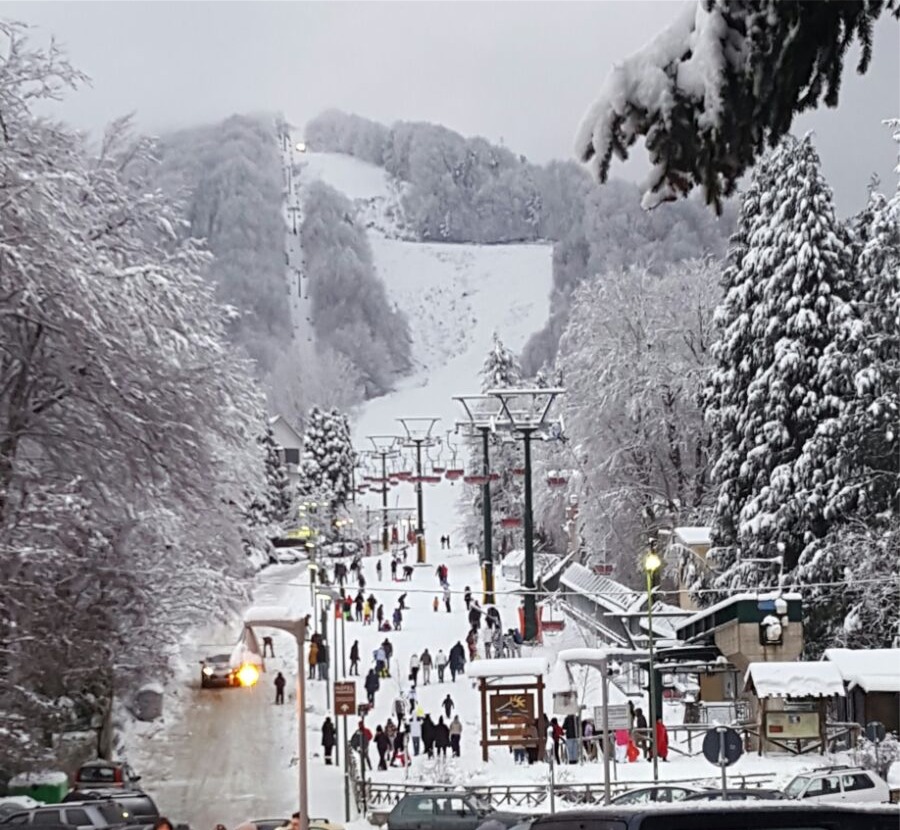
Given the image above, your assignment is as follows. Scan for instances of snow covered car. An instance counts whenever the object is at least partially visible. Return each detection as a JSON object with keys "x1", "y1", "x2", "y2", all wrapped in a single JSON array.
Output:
[
  {"x1": 683, "y1": 788, "x2": 786, "y2": 801},
  {"x1": 783, "y1": 766, "x2": 890, "y2": 803},
  {"x1": 200, "y1": 654, "x2": 238, "y2": 688},
  {"x1": 386, "y1": 792, "x2": 523, "y2": 830},
  {"x1": 273, "y1": 549, "x2": 302, "y2": 565}
]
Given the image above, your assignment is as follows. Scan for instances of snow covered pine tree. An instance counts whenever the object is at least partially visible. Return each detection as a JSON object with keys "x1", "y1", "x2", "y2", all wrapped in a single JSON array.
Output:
[{"x1": 297, "y1": 406, "x2": 357, "y2": 517}]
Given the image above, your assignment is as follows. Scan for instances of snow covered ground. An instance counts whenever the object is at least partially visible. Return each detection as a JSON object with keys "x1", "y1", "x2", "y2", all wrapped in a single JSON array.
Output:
[{"x1": 121, "y1": 150, "x2": 844, "y2": 829}]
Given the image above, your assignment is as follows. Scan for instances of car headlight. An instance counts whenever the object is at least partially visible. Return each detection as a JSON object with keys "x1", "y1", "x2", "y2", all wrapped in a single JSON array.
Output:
[{"x1": 202, "y1": 667, "x2": 214, "y2": 676}]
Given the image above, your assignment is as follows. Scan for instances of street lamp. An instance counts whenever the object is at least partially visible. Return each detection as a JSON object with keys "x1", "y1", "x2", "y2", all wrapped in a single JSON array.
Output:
[{"x1": 644, "y1": 546, "x2": 662, "y2": 784}]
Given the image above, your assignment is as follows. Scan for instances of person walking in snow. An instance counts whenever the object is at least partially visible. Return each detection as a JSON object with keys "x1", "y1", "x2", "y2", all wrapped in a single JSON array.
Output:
[
  {"x1": 377, "y1": 604, "x2": 385, "y2": 626},
  {"x1": 407, "y1": 684, "x2": 418, "y2": 714},
  {"x1": 398, "y1": 593, "x2": 408, "y2": 610},
  {"x1": 375, "y1": 725, "x2": 391, "y2": 770},
  {"x1": 436, "y1": 649, "x2": 448, "y2": 683},
  {"x1": 449, "y1": 715, "x2": 462, "y2": 757},
  {"x1": 354, "y1": 592, "x2": 364, "y2": 622},
  {"x1": 409, "y1": 652, "x2": 420, "y2": 685},
  {"x1": 420, "y1": 649, "x2": 433, "y2": 685},
  {"x1": 321, "y1": 716, "x2": 336, "y2": 765},
  {"x1": 392, "y1": 607, "x2": 403, "y2": 630},
  {"x1": 468, "y1": 602, "x2": 482, "y2": 630},
  {"x1": 349, "y1": 640, "x2": 360, "y2": 675},
  {"x1": 376, "y1": 560, "x2": 382, "y2": 581},
  {"x1": 433, "y1": 596, "x2": 439, "y2": 612},
  {"x1": 364, "y1": 668, "x2": 380, "y2": 705},
  {"x1": 449, "y1": 641, "x2": 466, "y2": 681},
  {"x1": 403, "y1": 564, "x2": 414, "y2": 581},
  {"x1": 274, "y1": 671, "x2": 286, "y2": 705},
  {"x1": 317, "y1": 641, "x2": 328, "y2": 681},
  {"x1": 382, "y1": 637, "x2": 394, "y2": 664},
  {"x1": 394, "y1": 694, "x2": 407, "y2": 723},
  {"x1": 434, "y1": 716, "x2": 450, "y2": 758},
  {"x1": 422, "y1": 713, "x2": 436, "y2": 759},
  {"x1": 482, "y1": 624, "x2": 493, "y2": 659},
  {"x1": 443, "y1": 585, "x2": 451, "y2": 613},
  {"x1": 390, "y1": 558, "x2": 398, "y2": 580},
  {"x1": 491, "y1": 627, "x2": 503, "y2": 659},
  {"x1": 464, "y1": 586, "x2": 472, "y2": 610},
  {"x1": 351, "y1": 721, "x2": 372, "y2": 770},
  {"x1": 374, "y1": 645, "x2": 387, "y2": 678},
  {"x1": 409, "y1": 714, "x2": 422, "y2": 756},
  {"x1": 442, "y1": 694, "x2": 454, "y2": 719},
  {"x1": 308, "y1": 640, "x2": 318, "y2": 680}
]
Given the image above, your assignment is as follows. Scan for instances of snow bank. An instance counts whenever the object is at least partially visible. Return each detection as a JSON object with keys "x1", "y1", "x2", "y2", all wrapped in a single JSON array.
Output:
[
  {"x1": 745, "y1": 662, "x2": 845, "y2": 699},
  {"x1": 466, "y1": 658, "x2": 548, "y2": 679}
]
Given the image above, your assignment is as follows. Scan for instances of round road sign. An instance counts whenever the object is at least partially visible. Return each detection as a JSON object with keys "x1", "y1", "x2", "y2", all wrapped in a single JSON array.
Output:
[{"x1": 702, "y1": 726, "x2": 743, "y2": 767}]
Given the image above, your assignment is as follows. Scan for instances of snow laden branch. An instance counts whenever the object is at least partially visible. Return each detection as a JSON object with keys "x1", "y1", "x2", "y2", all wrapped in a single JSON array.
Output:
[{"x1": 575, "y1": 0, "x2": 898, "y2": 211}]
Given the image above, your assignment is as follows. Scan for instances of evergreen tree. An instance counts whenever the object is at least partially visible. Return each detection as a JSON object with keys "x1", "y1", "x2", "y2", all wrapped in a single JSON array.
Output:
[
  {"x1": 576, "y1": 0, "x2": 897, "y2": 210},
  {"x1": 248, "y1": 426, "x2": 293, "y2": 528},
  {"x1": 705, "y1": 135, "x2": 853, "y2": 595},
  {"x1": 297, "y1": 407, "x2": 356, "y2": 516},
  {"x1": 482, "y1": 332, "x2": 522, "y2": 389}
]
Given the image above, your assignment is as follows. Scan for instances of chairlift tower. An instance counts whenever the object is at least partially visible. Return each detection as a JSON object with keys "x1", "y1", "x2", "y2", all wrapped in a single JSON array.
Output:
[
  {"x1": 396, "y1": 417, "x2": 441, "y2": 564},
  {"x1": 485, "y1": 386, "x2": 565, "y2": 641},
  {"x1": 364, "y1": 436, "x2": 401, "y2": 552}
]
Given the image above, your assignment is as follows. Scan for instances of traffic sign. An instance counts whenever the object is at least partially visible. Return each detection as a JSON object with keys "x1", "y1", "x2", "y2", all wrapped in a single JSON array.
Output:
[
  {"x1": 334, "y1": 681, "x2": 356, "y2": 716},
  {"x1": 866, "y1": 721, "x2": 886, "y2": 743},
  {"x1": 702, "y1": 726, "x2": 743, "y2": 767},
  {"x1": 594, "y1": 704, "x2": 632, "y2": 731}
]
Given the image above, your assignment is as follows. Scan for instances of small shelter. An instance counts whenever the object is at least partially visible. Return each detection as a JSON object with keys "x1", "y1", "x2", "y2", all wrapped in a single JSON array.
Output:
[
  {"x1": 744, "y1": 661, "x2": 845, "y2": 755},
  {"x1": 824, "y1": 648, "x2": 900, "y2": 734},
  {"x1": 466, "y1": 657, "x2": 548, "y2": 762}
]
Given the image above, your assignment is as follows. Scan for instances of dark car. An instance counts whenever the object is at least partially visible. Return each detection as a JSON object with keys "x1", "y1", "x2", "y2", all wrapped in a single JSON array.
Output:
[
  {"x1": 386, "y1": 792, "x2": 524, "y2": 830},
  {"x1": 683, "y1": 788, "x2": 787, "y2": 801},
  {"x1": 73, "y1": 760, "x2": 141, "y2": 791},
  {"x1": 63, "y1": 791, "x2": 159, "y2": 824},
  {"x1": 200, "y1": 653, "x2": 237, "y2": 688},
  {"x1": 0, "y1": 800, "x2": 129, "y2": 828},
  {"x1": 609, "y1": 786, "x2": 700, "y2": 805},
  {"x1": 529, "y1": 803, "x2": 900, "y2": 830}
]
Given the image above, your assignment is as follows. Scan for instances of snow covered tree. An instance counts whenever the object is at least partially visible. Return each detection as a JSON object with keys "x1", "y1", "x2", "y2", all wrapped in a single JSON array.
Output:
[
  {"x1": 576, "y1": 1, "x2": 898, "y2": 210},
  {"x1": 705, "y1": 134, "x2": 854, "y2": 596},
  {"x1": 558, "y1": 260, "x2": 719, "y2": 574},
  {"x1": 247, "y1": 426, "x2": 293, "y2": 529},
  {"x1": 482, "y1": 332, "x2": 522, "y2": 389},
  {"x1": 297, "y1": 407, "x2": 356, "y2": 516}
]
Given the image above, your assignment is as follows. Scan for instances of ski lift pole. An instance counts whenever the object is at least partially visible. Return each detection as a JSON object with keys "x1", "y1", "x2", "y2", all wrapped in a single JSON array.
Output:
[
  {"x1": 480, "y1": 427, "x2": 495, "y2": 605},
  {"x1": 522, "y1": 426, "x2": 538, "y2": 641}
]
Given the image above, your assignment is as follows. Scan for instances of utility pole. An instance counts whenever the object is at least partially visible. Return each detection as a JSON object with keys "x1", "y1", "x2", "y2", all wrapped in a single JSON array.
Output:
[
  {"x1": 365, "y1": 437, "x2": 400, "y2": 552},
  {"x1": 397, "y1": 418, "x2": 440, "y2": 564}
]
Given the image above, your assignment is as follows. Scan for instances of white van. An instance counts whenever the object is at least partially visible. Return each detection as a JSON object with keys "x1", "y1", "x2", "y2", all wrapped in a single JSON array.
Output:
[{"x1": 783, "y1": 766, "x2": 890, "y2": 803}]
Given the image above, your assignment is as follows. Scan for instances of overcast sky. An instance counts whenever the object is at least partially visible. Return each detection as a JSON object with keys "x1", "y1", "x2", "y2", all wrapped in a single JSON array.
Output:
[{"x1": 3, "y1": 1, "x2": 898, "y2": 214}]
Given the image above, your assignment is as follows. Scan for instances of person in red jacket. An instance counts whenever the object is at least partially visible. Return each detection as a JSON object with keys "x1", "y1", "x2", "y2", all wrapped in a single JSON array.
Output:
[{"x1": 655, "y1": 717, "x2": 669, "y2": 761}]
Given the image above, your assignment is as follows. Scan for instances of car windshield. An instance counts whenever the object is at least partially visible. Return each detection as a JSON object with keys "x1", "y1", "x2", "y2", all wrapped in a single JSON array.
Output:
[
  {"x1": 783, "y1": 776, "x2": 809, "y2": 798},
  {"x1": 209, "y1": 655, "x2": 231, "y2": 665}
]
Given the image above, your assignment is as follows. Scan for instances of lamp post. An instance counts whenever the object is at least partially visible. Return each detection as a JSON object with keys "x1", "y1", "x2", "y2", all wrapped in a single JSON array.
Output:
[
  {"x1": 644, "y1": 546, "x2": 662, "y2": 784},
  {"x1": 397, "y1": 417, "x2": 440, "y2": 564},
  {"x1": 243, "y1": 609, "x2": 310, "y2": 830}
]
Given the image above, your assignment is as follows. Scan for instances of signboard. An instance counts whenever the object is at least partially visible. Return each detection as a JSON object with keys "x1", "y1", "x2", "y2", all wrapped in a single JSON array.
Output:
[
  {"x1": 333, "y1": 681, "x2": 356, "y2": 716},
  {"x1": 553, "y1": 691, "x2": 579, "y2": 716},
  {"x1": 866, "y1": 721, "x2": 886, "y2": 743},
  {"x1": 593, "y1": 704, "x2": 632, "y2": 731},
  {"x1": 766, "y1": 711, "x2": 820, "y2": 740},
  {"x1": 489, "y1": 693, "x2": 535, "y2": 725},
  {"x1": 702, "y1": 726, "x2": 743, "y2": 767}
]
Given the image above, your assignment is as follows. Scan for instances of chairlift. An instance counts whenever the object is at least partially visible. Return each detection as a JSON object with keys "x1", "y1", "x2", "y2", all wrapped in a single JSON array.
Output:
[
  {"x1": 424, "y1": 475, "x2": 443, "y2": 485},
  {"x1": 512, "y1": 467, "x2": 526, "y2": 476},
  {"x1": 489, "y1": 472, "x2": 501, "y2": 482},
  {"x1": 500, "y1": 517, "x2": 522, "y2": 529},
  {"x1": 546, "y1": 472, "x2": 568, "y2": 489},
  {"x1": 463, "y1": 474, "x2": 490, "y2": 486},
  {"x1": 445, "y1": 468, "x2": 465, "y2": 481}
]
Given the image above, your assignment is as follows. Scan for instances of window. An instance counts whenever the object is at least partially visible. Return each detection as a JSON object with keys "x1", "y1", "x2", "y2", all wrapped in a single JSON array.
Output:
[
  {"x1": 62, "y1": 810, "x2": 91, "y2": 826},
  {"x1": 4, "y1": 815, "x2": 28, "y2": 825},
  {"x1": 842, "y1": 773, "x2": 875, "y2": 792},
  {"x1": 283, "y1": 448, "x2": 300, "y2": 465},
  {"x1": 434, "y1": 797, "x2": 471, "y2": 815},
  {"x1": 784, "y1": 776, "x2": 809, "y2": 798},
  {"x1": 403, "y1": 798, "x2": 434, "y2": 816},
  {"x1": 33, "y1": 812, "x2": 65, "y2": 825},
  {"x1": 803, "y1": 775, "x2": 841, "y2": 797}
]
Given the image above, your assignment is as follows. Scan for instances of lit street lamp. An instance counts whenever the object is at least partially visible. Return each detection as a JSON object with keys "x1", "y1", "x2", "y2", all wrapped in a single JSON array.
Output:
[{"x1": 644, "y1": 545, "x2": 662, "y2": 784}]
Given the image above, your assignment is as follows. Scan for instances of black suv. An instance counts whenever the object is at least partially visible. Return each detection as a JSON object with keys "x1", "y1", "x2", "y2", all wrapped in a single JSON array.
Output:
[
  {"x1": 62, "y1": 791, "x2": 159, "y2": 825},
  {"x1": 0, "y1": 800, "x2": 129, "y2": 829}
]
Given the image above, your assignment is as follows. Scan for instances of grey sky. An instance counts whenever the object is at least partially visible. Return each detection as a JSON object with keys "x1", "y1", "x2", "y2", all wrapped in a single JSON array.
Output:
[{"x1": 3, "y1": 1, "x2": 898, "y2": 214}]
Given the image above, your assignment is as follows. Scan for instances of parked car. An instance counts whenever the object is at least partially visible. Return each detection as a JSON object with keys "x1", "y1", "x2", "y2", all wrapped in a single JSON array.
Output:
[
  {"x1": 62, "y1": 791, "x2": 158, "y2": 824},
  {"x1": 386, "y1": 792, "x2": 524, "y2": 830},
  {"x1": 529, "y1": 803, "x2": 900, "y2": 829},
  {"x1": 683, "y1": 788, "x2": 787, "y2": 801},
  {"x1": 0, "y1": 799, "x2": 129, "y2": 828},
  {"x1": 250, "y1": 819, "x2": 343, "y2": 830},
  {"x1": 610, "y1": 786, "x2": 700, "y2": 805},
  {"x1": 783, "y1": 766, "x2": 890, "y2": 803},
  {"x1": 273, "y1": 549, "x2": 302, "y2": 565},
  {"x1": 72, "y1": 762, "x2": 141, "y2": 792},
  {"x1": 0, "y1": 802, "x2": 42, "y2": 823},
  {"x1": 200, "y1": 654, "x2": 238, "y2": 688}
]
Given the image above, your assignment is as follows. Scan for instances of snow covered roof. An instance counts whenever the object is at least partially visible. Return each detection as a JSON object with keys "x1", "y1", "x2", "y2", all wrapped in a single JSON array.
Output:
[
  {"x1": 823, "y1": 648, "x2": 900, "y2": 693},
  {"x1": 673, "y1": 526, "x2": 711, "y2": 546},
  {"x1": 557, "y1": 647, "x2": 648, "y2": 666},
  {"x1": 503, "y1": 550, "x2": 525, "y2": 568},
  {"x1": 465, "y1": 657, "x2": 548, "y2": 679},
  {"x1": 560, "y1": 562, "x2": 636, "y2": 612},
  {"x1": 243, "y1": 605, "x2": 306, "y2": 628},
  {"x1": 744, "y1": 662, "x2": 845, "y2": 699},
  {"x1": 677, "y1": 591, "x2": 802, "y2": 631}
]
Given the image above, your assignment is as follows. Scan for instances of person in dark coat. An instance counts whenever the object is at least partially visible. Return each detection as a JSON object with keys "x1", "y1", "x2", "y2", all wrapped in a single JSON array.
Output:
[
  {"x1": 364, "y1": 668, "x2": 380, "y2": 705},
  {"x1": 464, "y1": 586, "x2": 472, "y2": 610},
  {"x1": 354, "y1": 592, "x2": 364, "y2": 621},
  {"x1": 350, "y1": 640, "x2": 360, "y2": 675},
  {"x1": 274, "y1": 671, "x2": 286, "y2": 705},
  {"x1": 468, "y1": 603, "x2": 482, "y2": 629},
  {"x1": 563, "y1": 713, "x2": 579, "y2": 763},
  {"x1": 375, "y1": 725, "x2": 391, "y2": 770},
  {"x1": 634, "y1": 707, "x2": 649, "y2": 758},
  {"x1": 434, "y1": 716, "x2": 450, "y2": 758},
  {"x1": 321, "y1": 717, "x2": 336, "y2": 765},
  {"x1": 442, "y1": 694, "x2": 454, "y2": 719},
  {"x1": 421, "y1": 714, "x2": 436, "y2": 759},
  {"x1": 448, "y1": 641, "x2": 466, "y2": 681}
]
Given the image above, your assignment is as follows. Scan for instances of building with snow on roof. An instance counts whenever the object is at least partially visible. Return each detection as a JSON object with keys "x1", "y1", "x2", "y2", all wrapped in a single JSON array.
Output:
[{"x1": 824, "y1": 648, "x2": 900, "y2": 734}]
